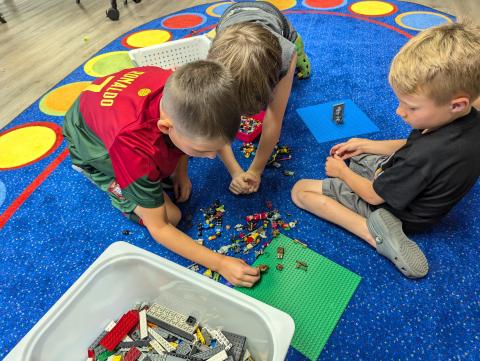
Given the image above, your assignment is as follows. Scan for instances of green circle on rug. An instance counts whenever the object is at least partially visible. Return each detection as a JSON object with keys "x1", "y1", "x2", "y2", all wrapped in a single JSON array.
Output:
[{"x1": 84, "y1": 51, "x2": 134, "y2": 77}]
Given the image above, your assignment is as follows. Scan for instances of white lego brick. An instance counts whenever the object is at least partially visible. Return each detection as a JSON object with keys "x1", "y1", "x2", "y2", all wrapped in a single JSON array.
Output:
[
  {"x1": 147, "y1": 303, "x2": 198, "y2": 335},
  {"x1": 206, "y1": 329, "x2": 232, "y2": 352},
  {"x1": 243, "y1": 349, "x2": 251, "y2": 361},
  {"x1": 150, "y1": 339, "x2": 166, "y2": 354},
  {"x1": 206, "y1": 350, "x2": 228, "y2": 361},
  {"x1": 105, "y1": 321, "x2": 117, "y2": 332},
  {"x1": 149, "y1": 327, "x2": 175, "y2": 352},
  {"x1": 140, "y1": 309, "x2": 148, "y2": 339}
]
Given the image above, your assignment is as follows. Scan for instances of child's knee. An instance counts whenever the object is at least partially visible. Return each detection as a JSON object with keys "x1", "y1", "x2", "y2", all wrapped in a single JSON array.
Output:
[
  {"x1": 291, "y1": 179, "x2": 309, "y2": 206},
  {"x1": 168, "y1": 205, "x2": 182, "y2": 226}
]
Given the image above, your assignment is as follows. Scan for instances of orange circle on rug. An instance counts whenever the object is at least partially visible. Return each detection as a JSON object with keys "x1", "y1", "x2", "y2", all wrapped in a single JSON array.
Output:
[
  {"x1": 349, "y1": 1, "x2": 397, "y2": 17},
  {"x1": 39, "y1": 82, "x2": 91, "y2": 116},
  {"x1": 161, "y1": 13, "x2": 207, "y2": 29},
  {"x1": 121, "y1": 29, "x2": 172, "y2": 49},
  {"x1": 0, "y1": 122, "x2": 63, "y2": 170},
  {"x1": 261, "y1": 0, "x2": 297, "y2": 10}
]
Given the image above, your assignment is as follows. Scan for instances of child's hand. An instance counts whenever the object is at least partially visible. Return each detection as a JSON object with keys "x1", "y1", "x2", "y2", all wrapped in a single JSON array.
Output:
[
  {"x1": 330, "y1": 138, "x2": 369, "y2": 159},
  {"x1": 229, "y1": 171, "x2": 260, "y2": 195},
  {"x1": 325, "y1": 154, "x2": 348, "y2": 178},
  {"x1": 172, "y1": 173, "x2": 192, "y2": 203},
  {"x1": 217, "y1": 255, "x2": 260, "y2": 287}
]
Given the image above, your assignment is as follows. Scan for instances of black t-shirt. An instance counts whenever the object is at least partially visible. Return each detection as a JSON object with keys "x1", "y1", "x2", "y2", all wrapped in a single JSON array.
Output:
[{"x1": 373, "y1": 108, "x2": 480, "y2": 232}]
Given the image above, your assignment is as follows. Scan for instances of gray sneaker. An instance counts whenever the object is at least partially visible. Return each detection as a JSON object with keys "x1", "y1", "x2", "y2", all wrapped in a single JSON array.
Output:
[{"x1": 367, "y1": 208, "x2": 429, "y2": 279}]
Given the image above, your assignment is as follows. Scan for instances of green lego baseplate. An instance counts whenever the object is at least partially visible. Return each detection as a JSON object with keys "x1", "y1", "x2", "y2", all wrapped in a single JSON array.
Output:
[{"x1": 235, "y1": 233, "x2": 361, "y2": 360}]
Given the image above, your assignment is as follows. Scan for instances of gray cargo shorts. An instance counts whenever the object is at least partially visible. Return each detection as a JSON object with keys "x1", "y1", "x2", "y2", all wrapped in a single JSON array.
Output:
[{"x1": 322, "y1": 154, "x2": 387, "y2": 217}]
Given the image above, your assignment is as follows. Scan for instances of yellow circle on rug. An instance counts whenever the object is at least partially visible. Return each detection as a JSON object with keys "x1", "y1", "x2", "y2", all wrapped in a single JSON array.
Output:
[
  {"x1": 349, "y1": 1, "x2": 396, "y2": 16},
  {"x1": 84, "y1": 51, "x2": 134, "y2": 78},
  {"x1": 39, "y1": 81, "x2": 91, "y2": 116},
  {"x1": 0, "y1": 125, "x2": 58, "y2": 169},
  {"x1": 260, "y1": 0, "x2": 297, "y2": 11},
  {"x1": 123, "y1": 29, "x2": 172, "y2": 48}
]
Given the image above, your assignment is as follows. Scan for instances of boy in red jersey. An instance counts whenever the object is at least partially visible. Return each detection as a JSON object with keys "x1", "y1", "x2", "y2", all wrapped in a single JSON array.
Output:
[{"x1": 63, "y1": 61, "x2": 260, "y2": 287}]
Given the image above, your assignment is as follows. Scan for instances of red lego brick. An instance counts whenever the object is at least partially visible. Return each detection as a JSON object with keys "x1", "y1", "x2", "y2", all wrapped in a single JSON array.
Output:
[
  {"x1": 124, "y1": 347, "x2": 142, "y2": 361},
  {"x1": 99, "y1": 310, "x2": 139, "y2": 351}
]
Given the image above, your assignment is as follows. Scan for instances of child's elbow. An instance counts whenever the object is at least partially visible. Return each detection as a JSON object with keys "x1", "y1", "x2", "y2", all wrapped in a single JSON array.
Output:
[{"x1": 367, "y1": 194, "x2": 385, "y2": 206}]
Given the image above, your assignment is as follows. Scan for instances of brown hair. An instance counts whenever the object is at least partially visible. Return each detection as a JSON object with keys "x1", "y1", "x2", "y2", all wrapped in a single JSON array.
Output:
[
  {"x1": 208, "y1": 22, "x2": 282, "y2": 115},
  {"x1": 389, "y1": 21, "x2": 480, "y2": 104},
  {"x1": 162, "y1": 60, "x2": 241, "y2": 142}
]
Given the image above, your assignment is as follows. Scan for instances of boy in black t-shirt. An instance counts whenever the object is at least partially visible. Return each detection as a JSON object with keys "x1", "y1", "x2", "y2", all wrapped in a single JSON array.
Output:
[{"x1": 291, "y1": 22, "x2": 480, "y2": 279}]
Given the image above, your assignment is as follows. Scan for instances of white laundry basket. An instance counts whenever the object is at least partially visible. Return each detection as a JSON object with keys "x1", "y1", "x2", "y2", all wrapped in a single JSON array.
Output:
[
  {"x1": 4, "y1": 241, "x2": 294, "y2": 361},
  {"x1": 129, "y1": 34, "x2": 212, "y2": 69}
]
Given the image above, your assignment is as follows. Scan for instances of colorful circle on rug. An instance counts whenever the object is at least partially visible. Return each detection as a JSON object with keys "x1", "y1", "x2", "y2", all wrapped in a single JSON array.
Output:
[
  {"x1": 0, "y1": 122, "x2": 63, "y2": 170},
  {"x1": 206, "y1": 2, "x2": 234, "y2": 17},
  {"x1": 39, "y1": 81, "x2": 91, "y2": 116},
  {"x1": 260, "y1": 0, "x2": 297, "y2": 11},
  {"x1": 161, "y1": 13, "x2": 207, "y2": 29},
  {"x1": 84, "y1": 51, "x2": 135, "y2": 77},
  {"x1": 121, "y1": 29, "x2": 172, "y2": 49},
  {"x1": 303, "y1": 0, "x2": 347, "y2": 10},
  {"x1": 349, "y1": 1, "x2": 397, "y2": 17},
  {"x1": 0, "y1": 180, "x2": 5, "y2": 208},
  {"x1": 395, "y1": 11, "x2": 452, "y2": 31}
]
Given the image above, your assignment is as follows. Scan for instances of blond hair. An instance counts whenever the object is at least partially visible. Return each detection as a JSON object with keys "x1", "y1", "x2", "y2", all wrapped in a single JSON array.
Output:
[
  {"x1": 208, "y1": 22, "x2": 282, "y2": 115},
  {"x1": 389, "y1": 22, "x2": 480, "y2": 104},
  {"x1": 162, "y1": 60, "x2": 240, "y2": 142}
]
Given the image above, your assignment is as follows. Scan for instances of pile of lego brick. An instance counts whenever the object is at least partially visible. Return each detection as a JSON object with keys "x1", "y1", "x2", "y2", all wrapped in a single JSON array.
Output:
[
  {"x1": 236, "y1": 116, "x2": 263, "y2": 143},
  {"x1": 240, "y1": 143, "x2": 256, "y2": 159},
  {"x1": 87, "y1": 302, "x2": 253, "y2": 361},
  {"x1": 266, "y1": 145, "x2": 292, "y2": 169}
]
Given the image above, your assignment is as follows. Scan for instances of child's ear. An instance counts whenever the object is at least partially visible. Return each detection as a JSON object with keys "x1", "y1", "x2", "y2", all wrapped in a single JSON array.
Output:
[
  {"x1": 157, "y1": 118, "x2": 173, "y2": 134},
  {"x1": 450, "y1": 96, "x2": 470, "y2": 113}
]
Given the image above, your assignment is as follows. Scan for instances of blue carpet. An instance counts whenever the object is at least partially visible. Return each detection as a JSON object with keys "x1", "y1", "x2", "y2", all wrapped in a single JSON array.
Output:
[{"x1": 1, "y1": 1, "x2": 479, "y2": 360}]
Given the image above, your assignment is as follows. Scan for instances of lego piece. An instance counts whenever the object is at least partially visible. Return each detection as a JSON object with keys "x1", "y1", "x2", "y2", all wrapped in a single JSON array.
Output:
[
  {"x1": 283, "y1": 170, "x2": 295, "y2": 176},
  {"x1": 100, "y1": 310, "x2": 139, "y2": 351},
  {"x1": 122, "y1": 229, "x2": 132, "y2": 235},
  {"x1": 206, "y1": 329, "x2": 232, "y2": 352},
  {"x1": 139, "y1": 309, "x2": 148, "y2": 339},
  {"x1": 276, "y1": 264, "x2": 284, "y2": 271},
  {"x1": 293, "y1": 238, "x2": 308, "y2": 248},
  {"x1": 206, "y1": 350, "x2": 228, "y2": 361},
  {"x1": 150, "y1": 339, "x2": 166, "y2": 354},
  {"x1": 295, "y1": 260, "x2": 308, "y2": 271},
  {"x1": 175, "y1": 341, "x2": 192, "y2": 356},
  {"x1": 192, "y1": 346, "x2": 225, "y2": 360},
  {"x1": 149, "y1": 327, "x2": 176, "y2": 352},
  {"x1": 124, "y1": 347, "x2": 142, "y2": 361},
  {"x1": 258, "y1": 264, "x2": 269, "y2": 273},
  {"x1": 222, "y1": 331, "x2": 246, "y2": 361},
  {"x1": 97, "y1": 350, "x2": 115, "y2": 361},
  {"x1": 118, "y1": 339, "x2": 151, "y2": 349},
  {"x1": 242, "y1": 349, "x2": 251, "y2": 361},
  {"x1": 332, "y1": 102, "x2": 345, "y2": 124},
  {"x1": 277, "y1": 247, "x2": 284, "y2": 259},
  {"x1": 146, "y1": 303, "x2": 198, "y2": 341}
]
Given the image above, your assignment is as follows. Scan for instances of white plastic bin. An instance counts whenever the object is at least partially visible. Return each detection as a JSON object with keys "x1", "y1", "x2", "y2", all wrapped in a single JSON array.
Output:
[
  {"x1": 129, "y1": 34, "x2": 211, "y2": 69},
  {"x1": 5, "y1": 241, "x2": 294, "y2": 361}
]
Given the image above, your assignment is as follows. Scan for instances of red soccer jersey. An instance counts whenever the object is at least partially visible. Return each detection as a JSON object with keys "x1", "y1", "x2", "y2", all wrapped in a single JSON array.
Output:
[{"x1": 76, "y1": 66, "x2": 184, "y2": 207}]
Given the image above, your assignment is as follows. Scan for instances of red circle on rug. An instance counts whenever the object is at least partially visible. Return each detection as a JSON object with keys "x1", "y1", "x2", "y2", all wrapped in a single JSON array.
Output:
[
  {"x1": 305, "y1": 0, "x2": 344, "y2": 8},
  {"x1": 162, "y1": 14, "x2": 205, "y2": 29}
]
